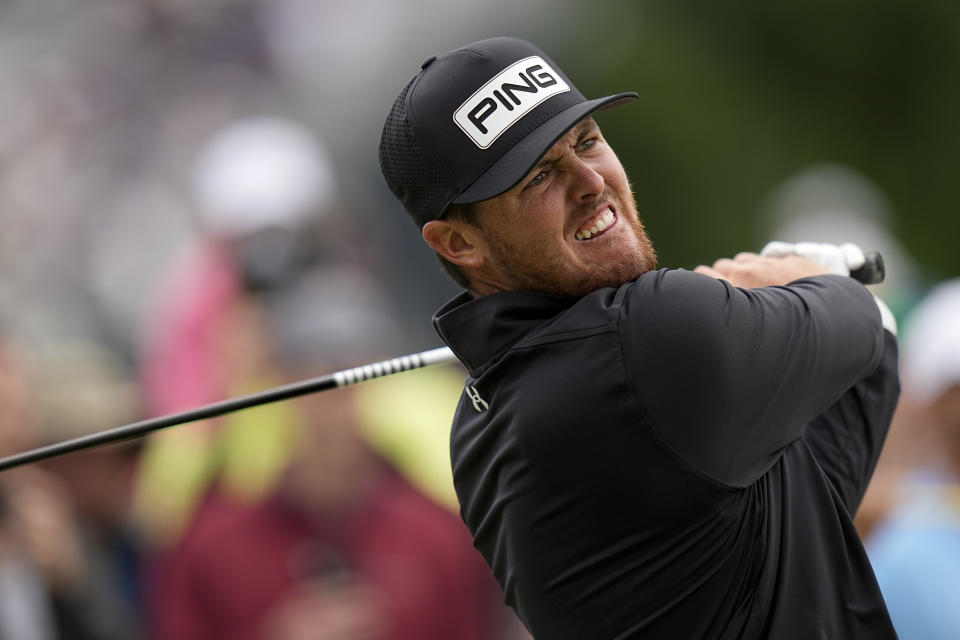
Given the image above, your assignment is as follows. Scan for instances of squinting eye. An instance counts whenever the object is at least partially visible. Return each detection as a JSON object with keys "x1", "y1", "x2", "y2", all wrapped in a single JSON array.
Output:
[
  {"x1": 527, "y1": 171, "x2": 547, "y2": 188},
  {"x1": 577, "y1": 137, "x2": 598, "y2": 151}
]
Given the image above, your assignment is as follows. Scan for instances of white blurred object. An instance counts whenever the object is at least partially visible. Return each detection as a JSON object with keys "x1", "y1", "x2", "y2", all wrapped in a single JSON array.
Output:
[
  {"x1": 900, "y1": 278, "x2": 960, "y2": 403},
  {"x1": 192, "y1": 116, "x2": 336, "y2": 236},
  {"x1": 760, "y1": 240, "x2": 865, "y2": 276}
]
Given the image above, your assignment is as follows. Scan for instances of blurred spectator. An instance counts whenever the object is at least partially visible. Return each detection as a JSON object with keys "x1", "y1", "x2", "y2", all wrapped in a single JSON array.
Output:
[
  {"x1": 865, "y1": 278, "x2": 960, "y2": 639},
  {"x1": 133, "y1": 116, "x2": 347, "y2": 546},
  {"x1": 149, "y1": 266, "x2": 508, "y2": 640},
  {"x1": 141, "y1": 115, "x2": 341, "y2": 418},
  {"x1": 30, "y1": 340, "x2": 146, "y2": 640},
  {"x1": 0, "y1": 339, "x2": 139, "y2": 640}
]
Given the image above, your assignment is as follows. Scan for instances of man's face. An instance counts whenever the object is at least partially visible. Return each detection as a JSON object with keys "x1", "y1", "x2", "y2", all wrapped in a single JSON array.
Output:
[{"x1": 471, "y1": 118, "x2": 656, "y2": 297}]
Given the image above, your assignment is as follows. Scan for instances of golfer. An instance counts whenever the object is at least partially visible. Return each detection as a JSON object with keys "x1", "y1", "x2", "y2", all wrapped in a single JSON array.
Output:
[{"x1": 379, "y1": 36, "x2": 900, "y2": 639}]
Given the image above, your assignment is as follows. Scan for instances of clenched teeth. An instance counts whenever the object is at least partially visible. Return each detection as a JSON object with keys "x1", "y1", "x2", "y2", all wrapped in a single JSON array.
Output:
[{"x1": 576, "y1": 209, "x2": 615, "y2": 241}]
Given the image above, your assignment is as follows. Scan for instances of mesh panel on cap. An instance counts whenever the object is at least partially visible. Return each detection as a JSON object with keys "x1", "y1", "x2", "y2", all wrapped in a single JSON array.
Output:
[{"x1": 379, "y1": 79, "x2": 460, "y2": 228}]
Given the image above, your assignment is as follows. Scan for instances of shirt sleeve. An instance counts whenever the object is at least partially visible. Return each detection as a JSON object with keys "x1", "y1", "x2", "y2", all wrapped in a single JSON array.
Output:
[
  {"x1": 800, "y1": 330, "x2": 899, "y2": 515},
  {"x1": 618, "y1": 269, "x2": 886, "y2": 487}
]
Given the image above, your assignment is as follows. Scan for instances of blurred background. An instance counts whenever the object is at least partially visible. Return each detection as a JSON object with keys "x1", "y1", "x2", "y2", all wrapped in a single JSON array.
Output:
[{"x1": 0, "y1": 1, "x2": 958, "y2": 638}]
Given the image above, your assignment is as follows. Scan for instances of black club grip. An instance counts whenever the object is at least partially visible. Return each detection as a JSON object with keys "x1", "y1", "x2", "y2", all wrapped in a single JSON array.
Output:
[{"x1": 850, "y1": 251, "x2": 885, "y2": 285}]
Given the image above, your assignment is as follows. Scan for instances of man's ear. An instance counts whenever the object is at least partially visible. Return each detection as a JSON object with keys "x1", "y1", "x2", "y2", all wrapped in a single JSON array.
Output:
[{"x1": 422, "y1": 219, "x2": 486, "y2": 269}]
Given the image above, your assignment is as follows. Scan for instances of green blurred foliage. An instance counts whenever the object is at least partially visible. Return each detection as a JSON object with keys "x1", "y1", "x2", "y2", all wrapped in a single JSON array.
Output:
[{"x1": 556, "y1": 0, "x2": 960, "y2": 279}]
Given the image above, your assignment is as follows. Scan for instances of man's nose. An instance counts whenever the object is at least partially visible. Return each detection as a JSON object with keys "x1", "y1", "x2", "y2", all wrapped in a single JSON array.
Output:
[{"x1": 568, "y1": 157, "x2": 605, "y2": 199}]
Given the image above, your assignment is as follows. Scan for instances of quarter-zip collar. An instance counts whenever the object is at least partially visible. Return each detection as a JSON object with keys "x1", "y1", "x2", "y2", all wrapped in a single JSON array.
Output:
[{"x1": 432, "y1": 290, "x2": 577, "y2": 376}]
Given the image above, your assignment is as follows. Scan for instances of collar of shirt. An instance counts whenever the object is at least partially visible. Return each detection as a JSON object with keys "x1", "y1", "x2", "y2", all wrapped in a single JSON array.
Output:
[{"x1": 432, "y1": 289, "x2": 576, "y2": 375}]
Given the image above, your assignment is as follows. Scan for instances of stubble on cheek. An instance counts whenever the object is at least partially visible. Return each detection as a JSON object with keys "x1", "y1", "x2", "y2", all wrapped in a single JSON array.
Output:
[{"x1": 487, "y1": 210, "x2": 656, "y2": 298}]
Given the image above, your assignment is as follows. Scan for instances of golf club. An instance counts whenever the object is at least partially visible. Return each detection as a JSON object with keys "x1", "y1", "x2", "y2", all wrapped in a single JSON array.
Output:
[{"x1": 0, "y1": 347, "x2": 457, "y2": 472}]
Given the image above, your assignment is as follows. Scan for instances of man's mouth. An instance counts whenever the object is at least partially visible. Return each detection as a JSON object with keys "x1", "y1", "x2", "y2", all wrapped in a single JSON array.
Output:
[{"x1": 575, "y1": 207, "x2": 616, "y2": 241}]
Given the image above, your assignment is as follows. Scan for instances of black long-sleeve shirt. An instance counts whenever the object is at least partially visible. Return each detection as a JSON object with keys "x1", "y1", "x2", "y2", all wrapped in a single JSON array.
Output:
[{"x1": 435, "y1": 269, "x2": 900, "y2": 639}]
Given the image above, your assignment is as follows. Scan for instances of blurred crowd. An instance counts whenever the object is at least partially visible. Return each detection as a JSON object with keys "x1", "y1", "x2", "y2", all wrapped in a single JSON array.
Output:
[
  {"x1": 0, "y1": 108, "x2": 532, "y2": 638},
  {"x1": 0, "y1": 2, "x2": 557, "y2": 638},
  {"x1": 0, "y1": 1, "x2": 958, "y2": 639}
]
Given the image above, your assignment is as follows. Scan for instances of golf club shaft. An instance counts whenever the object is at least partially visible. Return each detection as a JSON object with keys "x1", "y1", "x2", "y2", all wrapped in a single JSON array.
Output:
[{"x1": 0, "y1": 347, "x2": 457, "y2": 472}]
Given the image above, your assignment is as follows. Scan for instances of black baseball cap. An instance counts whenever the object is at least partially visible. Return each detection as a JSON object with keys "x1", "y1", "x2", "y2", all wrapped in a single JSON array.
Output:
[{"x1": 379, "y1": 37, "x2": 637, "y2": 229}]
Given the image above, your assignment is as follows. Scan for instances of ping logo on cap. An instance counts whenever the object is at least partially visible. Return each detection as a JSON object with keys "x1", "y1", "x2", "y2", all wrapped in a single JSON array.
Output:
[{"x1": 453, "y1": 56, "x2": 570, "y2": 149}]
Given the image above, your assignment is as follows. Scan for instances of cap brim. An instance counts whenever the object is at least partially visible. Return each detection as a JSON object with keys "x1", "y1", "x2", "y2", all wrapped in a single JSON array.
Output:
[{"x1": 453, "y1": 92, "x2": 638, "y2": 205}]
